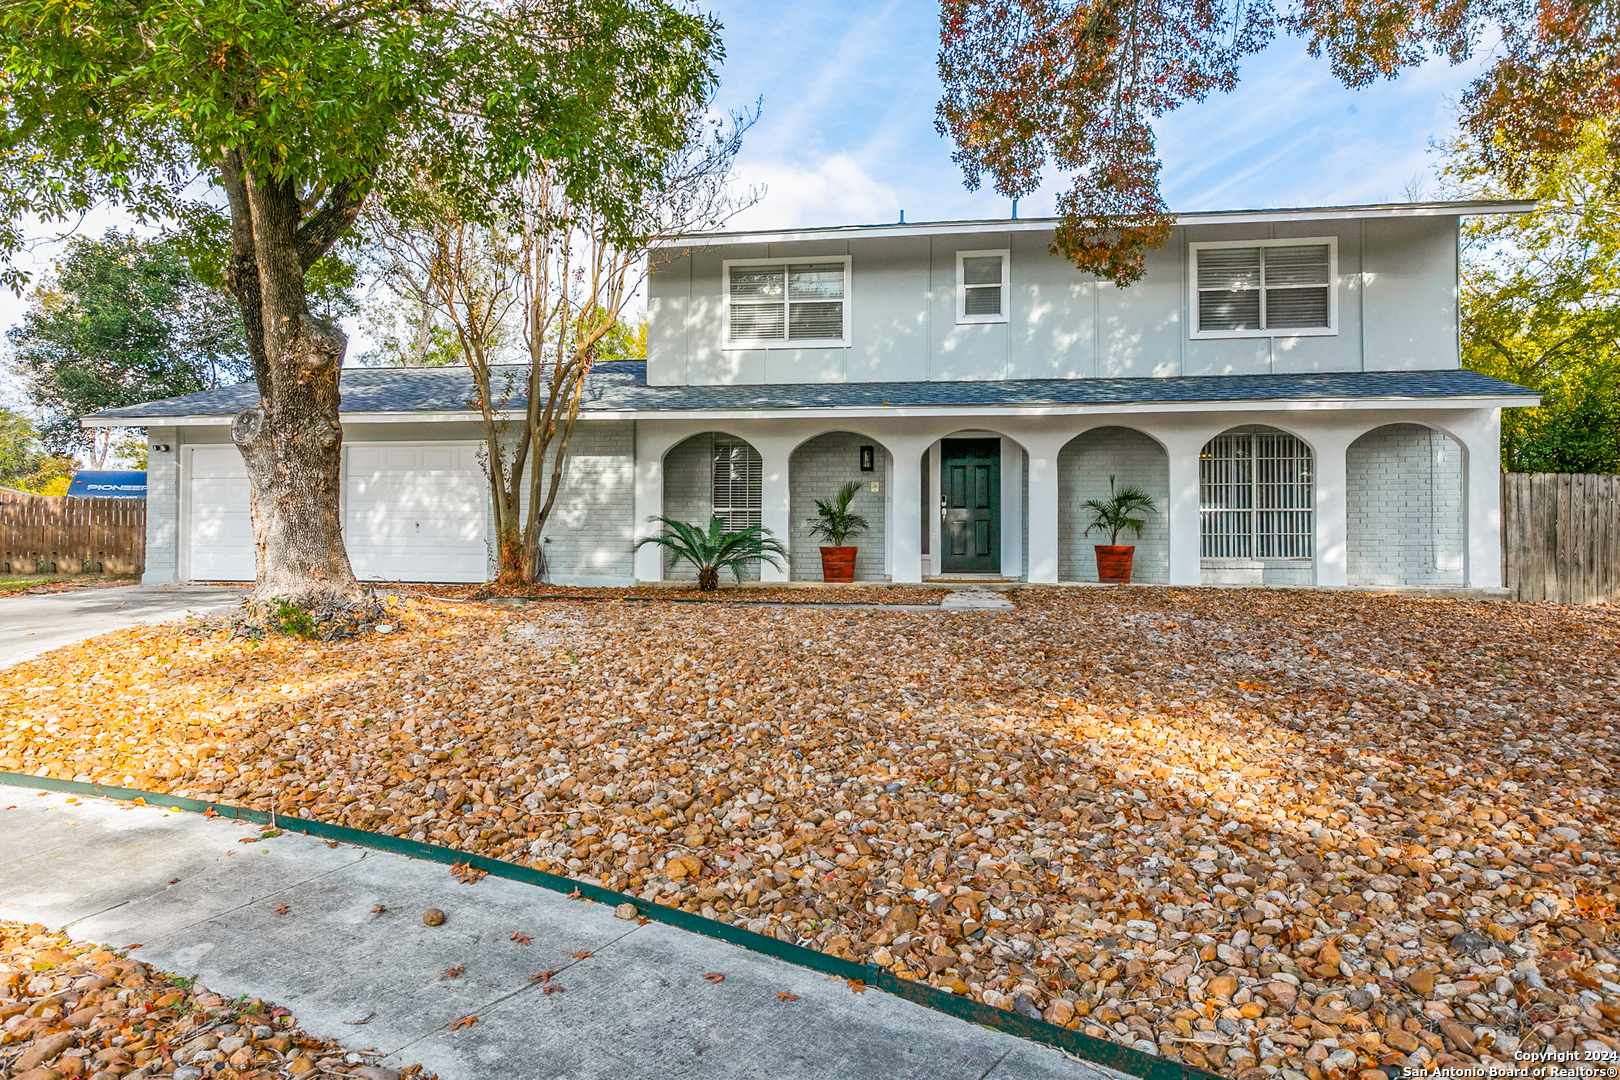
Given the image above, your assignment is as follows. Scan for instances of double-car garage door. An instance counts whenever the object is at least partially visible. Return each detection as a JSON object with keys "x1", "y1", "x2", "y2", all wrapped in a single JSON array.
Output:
[{"x1": 186, "y1": 443, "x2": 488, "y2": 583}]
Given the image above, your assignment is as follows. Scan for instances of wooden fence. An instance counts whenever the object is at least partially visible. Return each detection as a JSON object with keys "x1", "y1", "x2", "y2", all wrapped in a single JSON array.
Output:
[
  {"x1": 1502, "y1": 473, "x2": 1620, "y2": 605},
  {"x1": 0, "y1": 489, "x2": 145, "y2": 575}
]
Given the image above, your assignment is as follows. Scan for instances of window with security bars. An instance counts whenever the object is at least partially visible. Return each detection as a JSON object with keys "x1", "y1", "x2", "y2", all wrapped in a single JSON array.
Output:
[
  {"x1": 1194, "y1": 241, "x2": 1333, "y2": 335},
  {"x1": 1201, "y1": 432, "x2": 1314, "y2": 558},
  {"x1": 727, "y1": 262, "x2": 846, "y2": 344},
  {"x1": 711, "y1": 438, "x2": 762, "y2": 531}
]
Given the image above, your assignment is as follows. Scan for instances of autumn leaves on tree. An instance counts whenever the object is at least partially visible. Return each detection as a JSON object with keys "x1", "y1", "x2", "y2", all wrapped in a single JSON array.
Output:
[
  {"x1": 936, "y1": 0, "x2": 1620, "y2": 285},
  {"x1": 0, "y1": 0, "x2": 724, "y2": 606}
]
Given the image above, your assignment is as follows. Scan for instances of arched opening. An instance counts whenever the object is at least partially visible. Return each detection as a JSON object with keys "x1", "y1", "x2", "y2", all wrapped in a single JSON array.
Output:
[
  {"x1": 789, "y1": 432, "x2": 891, "y2": 581},
  {"x1": 1347, "y1": 424, "x2": 1465, "y2": 586},
  {"x1": 661, "y1": 432, "x2": 763, "y2": 581},
  {"x1": 1058, "y1": 427, "x2": 1169, "y2": 583},
  {"x1": 1200, "y1": 425, "x2": 1314, "y2": 586}
]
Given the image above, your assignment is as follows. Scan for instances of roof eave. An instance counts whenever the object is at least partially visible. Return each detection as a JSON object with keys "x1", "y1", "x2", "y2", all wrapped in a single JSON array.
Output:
[
  {"x1": 88, "y1": 392, "x2": 1541, "y2": 427},
  {"x1": 654, "y1": 201, "x2": 1538, "y2": 250}
]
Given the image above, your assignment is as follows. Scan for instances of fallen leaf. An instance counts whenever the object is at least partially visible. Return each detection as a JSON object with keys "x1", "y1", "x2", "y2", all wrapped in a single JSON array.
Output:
[
  {"x1": 169, "y1": 878, "x2": 181, "y2": 884},
  {"x1": 777, "y1": 992, "x2": 798, "y2": 1001},
  {"x1": 510, "y1": 932, "x2": 532, "y2": 945},
  {"x1": 125, "y1": 943, "x2": 144, "y2": 950},
  {"x1": 529, "y1": 971, "x2": 554, "y2": 983},
  {"x1": 371, "y1": 904, "x2": 387, "y2": 914},
  {"x1": 450, "y1": 861, "x2": 487, "y2": 885},
  {"x1": 566, "y1": 888, "x2": 582, "y2": 900},
  {"x1": 237, "y1": 837, "x2": 258, "y2": 844},
  {"x1": 203, "y1": 806, "x2": 218, "y2": 818},
  {"x1": 275, "y1": 904, "x2": 290, "y2": 915},
  {"x1": 441, "y1": 965, "x2": 464, "y2": 980},
  {"x1": 703, "y1": 972, "x2": 725, "y2": 984},
  {"x1": 542, "y1": 985, "x2": 565, "y2": 994},
  {"x1": 846, "y1": 979, "x2": 866, "y2": 994},
  {"x1": 571, "y1": 951, "x2": 594, "y2": 961},
  {"x1": 449, "y1": 1015, "x2": 477, "y2": 1030}
]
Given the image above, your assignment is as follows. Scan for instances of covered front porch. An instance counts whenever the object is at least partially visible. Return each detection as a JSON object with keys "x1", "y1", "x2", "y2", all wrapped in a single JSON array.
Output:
[{"x1": 629, "y1": 403, "x2": 1510, "y2": 590}]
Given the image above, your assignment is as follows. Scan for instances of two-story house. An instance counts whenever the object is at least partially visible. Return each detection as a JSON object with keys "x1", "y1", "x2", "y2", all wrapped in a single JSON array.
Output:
[{"x1": 94, "y1": 201, "x2": 1539, "y2": 590}]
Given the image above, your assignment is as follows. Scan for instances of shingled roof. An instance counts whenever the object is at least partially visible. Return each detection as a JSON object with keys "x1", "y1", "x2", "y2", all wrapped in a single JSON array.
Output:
[{"x1": 87, "y1": 361, "x2": 1535, "y2": 422}]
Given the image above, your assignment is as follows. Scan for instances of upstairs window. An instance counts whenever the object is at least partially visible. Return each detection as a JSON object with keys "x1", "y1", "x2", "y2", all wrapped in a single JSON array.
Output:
[
  {"x1": 957, "y1": 249, "x2": 1008, "y2": 323},
  {"x1": 1191, "y1": 239, "x2": 1336, "y2": 337},
  {"x1": 725, "y1": 259, "x2": 849, "y2": 347}
]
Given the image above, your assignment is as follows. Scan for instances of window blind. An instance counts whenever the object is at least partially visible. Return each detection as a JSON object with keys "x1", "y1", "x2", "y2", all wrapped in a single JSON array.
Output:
[
  {"x1": 962, "y1": 255, "x2": 1004, "y2": 317},
  {"x1": 728, "y1": 263, "x2": 844, "y2": 342},
  {"x1": 711, "y1": 438, "x2": 762, "y2": 531},
  {"x1": 1196, "y1": 244, "x2": 1331, "y2": 332}
]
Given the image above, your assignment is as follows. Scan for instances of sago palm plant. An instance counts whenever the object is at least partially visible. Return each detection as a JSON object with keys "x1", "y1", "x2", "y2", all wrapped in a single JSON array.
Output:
[
  {"x1": 1082, "y1": 477, "x2": 1157, "y2": 545},
  {"x1": 634, "y1": 515, "x2": 788, "y2": 591}
]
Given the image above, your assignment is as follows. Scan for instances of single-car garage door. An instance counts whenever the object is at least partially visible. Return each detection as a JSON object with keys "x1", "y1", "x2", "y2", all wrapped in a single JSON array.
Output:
[
  {"x1": 345, "y1": 443, "x2": 488, "y2": 582},
  {"x1": 187, "y1": 445, "x2": 256, "y2": 582}
]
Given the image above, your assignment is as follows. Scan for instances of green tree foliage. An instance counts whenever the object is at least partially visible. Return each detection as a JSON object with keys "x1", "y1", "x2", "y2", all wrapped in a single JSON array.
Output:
[
  {"x1": 0, "y1": 407, "x2": 74, "y2": 494},
  {"x1": 597, "y1": 313, "x2": 648, "y2": 361},
  {"x1": 6, "y1": 230, "x2": 251, "y2": 465},
  {"x1": 0, "y1": 0, "x2": 723, "y2": 606},
  {"x1": 1446, "y1": 123, "x2": 1620, "y2": 473}
]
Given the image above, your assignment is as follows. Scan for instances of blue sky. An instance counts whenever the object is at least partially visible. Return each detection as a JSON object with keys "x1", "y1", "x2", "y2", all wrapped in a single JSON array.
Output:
[
  {"x1": 708, "y1": 1, "x2": 1486, "y2": 230},
  {"x1": 1, "y1": 3, "x2": 1489, "y2": 374}
]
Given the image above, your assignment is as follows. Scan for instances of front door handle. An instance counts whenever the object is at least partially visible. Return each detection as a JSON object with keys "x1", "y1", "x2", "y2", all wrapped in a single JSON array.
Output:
[{"x1": 939, "y1": 496, "x2": 947, "y2": 521}]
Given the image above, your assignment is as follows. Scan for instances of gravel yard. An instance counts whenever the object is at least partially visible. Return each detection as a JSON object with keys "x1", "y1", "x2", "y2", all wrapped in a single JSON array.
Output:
[
  {"x1": 2, "y1": 589, "x2": 1618, "y2": 1078},
  {"x1": 0, "y1": 921, "x2": 429, "y2": 1079}
]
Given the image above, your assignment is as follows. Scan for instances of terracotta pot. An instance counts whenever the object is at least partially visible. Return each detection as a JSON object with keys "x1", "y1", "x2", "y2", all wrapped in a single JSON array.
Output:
[
  {"x1": 820, "y1": 546, "x2": 857, "y2": 583},
  {"x1": 1094, "y1": 545, "x2": 1135, "y2": 584}
]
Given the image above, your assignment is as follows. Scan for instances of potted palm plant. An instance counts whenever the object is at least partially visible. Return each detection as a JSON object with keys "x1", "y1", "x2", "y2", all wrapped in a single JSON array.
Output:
[
  {"x1": 1082, "y1": 477, "x2": 1157, "y2": 584},
  {"x1": 635, "y1": 515, "x2": 788, "y2": 591},
  {"x1": 808, "y1": 480, "x2": 870, "y2": 583}
]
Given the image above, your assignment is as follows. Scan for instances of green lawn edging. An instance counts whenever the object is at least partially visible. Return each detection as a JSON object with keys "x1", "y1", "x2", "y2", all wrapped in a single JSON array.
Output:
[{"x1": 0, "y1": 770, "x2": 1219, "y2": 1080}]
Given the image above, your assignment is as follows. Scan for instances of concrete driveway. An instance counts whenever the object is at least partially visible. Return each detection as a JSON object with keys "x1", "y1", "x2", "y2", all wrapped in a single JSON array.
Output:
[{"x1": 0, "y1": 583, "x2": 246, "y2": 670}]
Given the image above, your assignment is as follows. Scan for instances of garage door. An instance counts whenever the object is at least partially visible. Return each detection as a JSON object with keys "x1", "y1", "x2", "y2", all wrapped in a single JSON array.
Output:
[
  {"x1": 187, "y1": 445, "x2": 256, "y2": 582},
  {"x1": 344, "y1": 443, "x2": 488, "y2": 582}
]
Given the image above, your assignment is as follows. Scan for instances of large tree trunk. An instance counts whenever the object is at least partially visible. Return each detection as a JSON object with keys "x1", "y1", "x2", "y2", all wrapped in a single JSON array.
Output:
[{"x1": 220, "y1": 154, "x2": 364, "y2": 609}]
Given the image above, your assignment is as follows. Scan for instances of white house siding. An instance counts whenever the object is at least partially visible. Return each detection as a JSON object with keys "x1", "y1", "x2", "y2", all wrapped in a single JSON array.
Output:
[
  {"x1": 141, "y1": 427, "x2": 180, "y2": 584},
  {"x1": 789, "y1": 432, "x2": 889, "y2": 581},
  {"x1": 647, "y1": 216, "x2": 1460, "y2": 386},
  {"x1": 1347, "y1": 423, "x2": 1465, "y2": 587},
  {"x1": 1057, "y1": 428, "x2": 1170, "y2": 583}
]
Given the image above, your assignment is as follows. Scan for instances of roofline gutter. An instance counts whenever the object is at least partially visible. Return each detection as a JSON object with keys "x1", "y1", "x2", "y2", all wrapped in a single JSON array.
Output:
[
  {"x1": 88, "y1": 393, "x2": 1541, "y2": 427},
  {"x1": 654, "y1": 201, "x2": 1538, "y2": 249}
]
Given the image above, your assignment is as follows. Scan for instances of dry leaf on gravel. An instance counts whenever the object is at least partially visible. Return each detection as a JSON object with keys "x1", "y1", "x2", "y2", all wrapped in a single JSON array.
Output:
[
  {"x1": 4, "y1": 589, "x2": 1619, "y2": 1075},
  {"x1": 0, "y1": 921, "x2": 435, "y2": 1079}
]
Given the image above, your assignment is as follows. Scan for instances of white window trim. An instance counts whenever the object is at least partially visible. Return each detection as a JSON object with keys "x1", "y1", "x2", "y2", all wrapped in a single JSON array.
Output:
[
  {"x1": 721, "y1": 256, "x2": 851, "y2": 350},
  {"x1": 956, "y1": 248, "x2": 1009, "y2": 324},
  {"x1": 1188, "y1": 236, "x2": 1338, "y2": 340}
]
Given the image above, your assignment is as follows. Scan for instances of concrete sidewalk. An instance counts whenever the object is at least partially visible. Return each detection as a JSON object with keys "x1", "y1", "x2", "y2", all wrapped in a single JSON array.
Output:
[
  {"x1": 0, "y1": 787, "x2": 1118, "y2": 1080},
  {"x1": 0, "y1": 584, "x2": 246, "y2": 669}
]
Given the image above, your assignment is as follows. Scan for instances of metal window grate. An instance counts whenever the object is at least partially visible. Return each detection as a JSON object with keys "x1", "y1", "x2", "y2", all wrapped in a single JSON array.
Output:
[
  {"x1": 1201, "y1": 432, "x2": 1314, "y2": 558},
  {"x1": 711, "y1": 438, "x2": 762, "y2": 532}
]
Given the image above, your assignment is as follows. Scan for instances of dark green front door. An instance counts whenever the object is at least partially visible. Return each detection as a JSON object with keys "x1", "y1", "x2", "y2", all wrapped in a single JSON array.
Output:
[{"x1": 941, "y1": 438, "x2": 1000, "y2": 574}]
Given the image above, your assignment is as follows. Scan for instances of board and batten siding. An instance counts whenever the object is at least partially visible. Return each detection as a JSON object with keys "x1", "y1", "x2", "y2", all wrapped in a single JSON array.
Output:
[{"x1": 647, "y1": 216, "x2": 1459, "y2": 386}]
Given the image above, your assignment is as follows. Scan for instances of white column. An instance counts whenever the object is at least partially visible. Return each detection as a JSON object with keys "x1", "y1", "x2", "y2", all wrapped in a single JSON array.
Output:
[
  {"x1": 890, "y1": 440, "x2": 927, "y2": 584},
  {"x1": 757, "y1": 440, "x2": 793, "y2": 583},
  {"x1": 1163, "y1": 432, "x2": 1206, "y2": 587},
  {"x1": 1024, "y1": 436, "x2": 1064, "y2": 584},
  {"x1": 927, "y1": 441, "x2": 941, "y2": 577},
  {"x1": 1462, "y1": 408, "x2": 1504, "y2": 588},
  {"x1": 1000, "y1": 439, "x2": 1024, "y2": 578},
  {"x1": 1313, "y1": 431, "x2": 1354, "y2": 588},
  {"x1": 632, "y1": 422, "x2": 666, "y2": 583}
]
